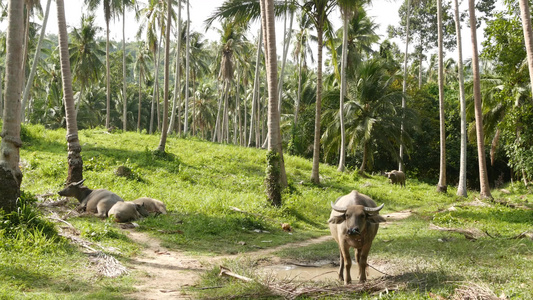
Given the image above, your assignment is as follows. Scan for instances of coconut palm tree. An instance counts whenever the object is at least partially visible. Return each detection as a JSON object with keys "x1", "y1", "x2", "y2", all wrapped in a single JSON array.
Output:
[
  {"x1": 435, "y1": 0, "x2": 447, "y2": 193},
  {"x1": 468, "y1": 0, "x2": 491, "y2": 198},
  {"x1": 260, "y1": 0, "x2": 284, "y2": 205},
  {"x1": 85, "y1": 0, "x2": 122, "y2": 130},
  {"x1": 58, "y1": 0, "x2": 83, "y2": 183},
  {"x1": 69, "y1": 14, "x2": 105, "y2": 115},
  {"x1": 0, "y1": 0, "x2": 24, "y2": 211},
  {"x1": 168, "y1": 3, "x2": 182, "y2": 135},
  {"x1": 157, "y1": 0, "x2": 172, "y2": 152},
  {"x1": 302, "y1": 0, "x2": 337, "y2": 184},
  {"x1": 135, "y1": 41, "x2": 152, "y2": 132},
  {"x1": 121, "y1": 0, "x2": 135, "y2": 131},
  {"x1": 21, "y1": 0, "x2": 51, "y2": 123},
  {"x1": 518, "y1": 0, "x2": 533, "y2": 100},
  {"x1": 453, "y1": 0, "x2": 467, "y2": 197}
]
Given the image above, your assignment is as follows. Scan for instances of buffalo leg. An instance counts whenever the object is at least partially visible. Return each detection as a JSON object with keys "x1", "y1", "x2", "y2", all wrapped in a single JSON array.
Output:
[
  {"x1": 337, "y1": 251, "x2": 344, "y2": 282},
  {"x1": 357, "y1": 243, "x2": 372, "y2": 282},
  {"x1": 340, "y1": 243, "x2": 352, "y2": 284}
]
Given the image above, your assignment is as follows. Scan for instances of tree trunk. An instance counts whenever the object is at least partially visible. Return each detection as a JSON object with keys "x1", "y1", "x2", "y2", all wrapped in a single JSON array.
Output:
[
  {"x1": 0, "y1": 0, "x2": 24, "y2": 212},
  {"x1": 184, "y1": 0, "x2": 191, "y2": 134},
  {"x1": 122, "y1": 7, "x2": 127, "y2": 131},
  {"x1": 454, "y1": 0, "x2": 467, "y2": 197},
  {"x1": 248, "y1": 28, "x2": 263, "y2": 147},
  {"x1": 399, "y1": 0, "x2": 411, "y2": 173},
  {"x1": 311, "y1": 19, "x2": 324, "y2": 184},
  {"x1": 436, "y1": 0, "x2": 447, "y2": 193},
  {"x1": 261, "y1": 0, "x2": 285, "y2": 203},
  {"x1": 277, "y1": 2, "x2": 294, "y2": 113},
  {"x1": 150, "y1": 36, "x2": 162, "y2": 134},
  {"x1": 138, "y1": 68, "x2": 143, "y2": 132},
  {"x1": 213, "y1": 81, "x2": 225, "y2": 142},
  {"x1": 468, "y1": 0, "x2": 492, "y2": 198},
  {"x1": 106, "y1": 20, "x2": 111, "y2": 129},
  {"x1": 57, "y1": 0, "x2": 83, "y2": 184},
  {"x1": 21, "y1": 0, "x2": 51, "y2": 123},
  {"x1": 157, "y1": 0, "x2": 172, "y2": 152},
  {"x1": 168, "y1": 1, "x2": 182, "y2": 135},
  {"x1": 338, "y1": 7, "x2": 349, "y2": 172},
  {"x1": 519, "y1": 0, "x2": 533, "y2": 102}
]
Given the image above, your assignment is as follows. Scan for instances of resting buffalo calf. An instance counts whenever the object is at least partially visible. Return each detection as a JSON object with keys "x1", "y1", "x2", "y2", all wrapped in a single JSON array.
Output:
[
  {"x1": 108, "y1": 201, "x2": 149, "y2": 223},
  {"x1": 385, "y1": 170, "x2": 405, "y2": 187},
  {"x1": 58, "y1": 179, "x2": 124, "y2": 218},
  {"x1": 328, "y1": 190, "x2": 386, "y2": 284},
  {"x1": 132, "y1": 197, "x2": 167, "y2": 215}
]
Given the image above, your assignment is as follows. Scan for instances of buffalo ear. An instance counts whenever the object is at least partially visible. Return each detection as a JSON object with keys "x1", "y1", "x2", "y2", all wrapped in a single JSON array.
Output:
[
  {"x1": 367, "y1": 215, "x2": 386, "y2": 224},
  {"x1": 328, "y1": 215, "x2": 345, "y2": 224}
]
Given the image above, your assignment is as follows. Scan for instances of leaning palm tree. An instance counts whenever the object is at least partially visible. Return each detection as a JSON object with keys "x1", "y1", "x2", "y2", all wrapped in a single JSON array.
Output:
[
  {"x1": 0, "y1": 0, "x2": 24, "y2": 211},
  {"x1": 21, "y1": 0, "x2": 51, "y2": 123},
  {"x1": 58, "y1": 0, "x2": 83, "y2": 183},
  {"x1": 468, "y1": 0, "x2": 491, "y2": 199},
  {"x1": 85, "y1": 0, "x2": 122, "y2": 130},
  {"x1": 518, "y1": 0, "x2": 533, "y2": 99}
]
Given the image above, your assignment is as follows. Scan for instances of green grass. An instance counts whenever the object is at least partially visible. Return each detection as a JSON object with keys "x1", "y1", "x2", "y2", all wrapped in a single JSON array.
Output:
[{"x1": 1, "y1": 124, "x2": 532, "y2": 298}]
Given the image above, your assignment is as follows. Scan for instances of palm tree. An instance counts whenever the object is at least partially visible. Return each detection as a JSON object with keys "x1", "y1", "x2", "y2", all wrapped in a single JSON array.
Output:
[
  {"x1": 302, "y1": 0, "x2": 337, "y2": 184},
  {"x1": 70, "y1": 14, "x2": 105, "y2": 115},
  {"x1": 399, "y1": 0, "x2": 411, "y2": 173},
  {"x1": 468, "y1": 0, "x2": 492, "y2": 198},
  {"x1": 518, "y1": 0, "x2": 533, "y2": 100},
  {"x1": 57, "y1": 0, "x2": 83, "y2": 184},
  {"x1": 184, "y1": 0, "x2": 191, "y2": 134},
  {"x1": 168, "y1": 3, "x2": 182, "y2": 135},
  {"x1": 336, "y1": 0, "x2": 356, "y2": 172},
  {"x1": 157, "y1": 0, "x2": 172, "y2": 152},
  {"x1": 21, "y1": 0, "x2": 51, "y2": 123},
  {"x1": 0, "y1": 0, "x2": 24, "y2": 212},
  {"x1": 260, "y1": 0, "x2": 284, "y2": 205},
  {"x1": 435, "y1": 0, "x2": 447, "y2": 193},
  {"x1": 135, "y1": 42, "x2": 152, "y2": 132},
  {"x1": 453, "y1": 0, "x2": 467, "y2": 197},
  {"x1": 121, "y1": 0, "x2": 135, "y2": 132}
]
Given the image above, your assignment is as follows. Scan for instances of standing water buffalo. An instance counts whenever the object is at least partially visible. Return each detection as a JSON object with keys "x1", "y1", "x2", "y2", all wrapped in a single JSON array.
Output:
[
  {"x1": 385, "y1": 170, "x2": 406, "y2": 187},
  {"x1": 58, "y1": 179, "x2": 124, "y2": 218},
  {"x1": 328, "y1": 190, "x2": 386, "y2": 284}
]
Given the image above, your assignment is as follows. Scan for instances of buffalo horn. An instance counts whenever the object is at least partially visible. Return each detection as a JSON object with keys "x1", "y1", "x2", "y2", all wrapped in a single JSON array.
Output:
[
  {"x1": 330, "y1": 202, "x2": 347, "y2": 213},
  {"x1": 363, "y1": 203, "x2": 384, "y2": 214},
  {"x1": 74, "y1": 179, "x2": 86, "y2": 186}
]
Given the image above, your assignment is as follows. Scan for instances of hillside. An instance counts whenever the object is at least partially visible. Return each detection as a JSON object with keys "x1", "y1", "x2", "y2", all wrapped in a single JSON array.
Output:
[{"x1": 0, "y1": 124, "x2": 531, "y2": 299}]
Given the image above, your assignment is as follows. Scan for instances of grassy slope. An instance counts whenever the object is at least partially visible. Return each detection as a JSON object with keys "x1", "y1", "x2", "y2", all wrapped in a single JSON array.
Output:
[{"x1": 1, "y1": 124, "x2": 532, "y2": 299}]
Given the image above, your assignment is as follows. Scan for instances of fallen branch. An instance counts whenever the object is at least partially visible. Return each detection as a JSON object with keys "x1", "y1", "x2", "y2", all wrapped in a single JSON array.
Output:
[
  {"x1": 219, "y1": 266, "x2": 254, "y2": 282},
  {"x1": 429, "y1": 223, "x2": 485, "y2": 240}
]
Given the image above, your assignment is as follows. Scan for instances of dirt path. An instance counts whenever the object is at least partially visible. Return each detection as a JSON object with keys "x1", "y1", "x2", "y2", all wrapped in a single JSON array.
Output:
[{"x1": 123, "y1": 210, "x2": 412, "y2": 299}]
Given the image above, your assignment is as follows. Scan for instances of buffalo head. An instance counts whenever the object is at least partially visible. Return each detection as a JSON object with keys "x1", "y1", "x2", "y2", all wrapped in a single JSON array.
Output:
[{"x1": 329, "y1": 202, "x2": 384, "y2": 236}]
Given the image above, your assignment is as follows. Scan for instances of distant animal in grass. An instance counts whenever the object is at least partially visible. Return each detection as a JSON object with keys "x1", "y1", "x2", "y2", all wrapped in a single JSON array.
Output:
[
  {"x1": 108, "y1": 201, "x2": 150, "y2": 223},
  {"x1": 385, "y1": 170, "x2": 406, "y2": 187},
  {"x1": 328, "y1": 190, "x2": 386, "y2": 284},
  {"x1": 58, "y1": 179, "x2": 124, "y2": 218},
  {"x1": 132, "y1": 197, "x2": 167, "y2": 215}
]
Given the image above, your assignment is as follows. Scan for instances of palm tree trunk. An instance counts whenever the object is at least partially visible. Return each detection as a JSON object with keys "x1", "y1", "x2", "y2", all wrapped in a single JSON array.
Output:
[
  {"x1": 468, "y1": 0, "x2": 492, "y2": 198},
  {"x1": 0, "y1": 0, "x2": 24, "y2": 212},
  {"x1": 519, "y1": 0, "x2": 533, "y2": 102},
  {"x1": 57, "y1": 0, "x2": 83, "y2": 184},
  {"x1": 213, "y1": 81, "x2": 225, "y2": 142},
  {"x1": 184, "y1": 0, "x2": 191, "y2": 134},
  {"x1": 168, "y1": 0, "x2": 181, "y2": 135},
  {"x1": 399, "y1": 0, "x2": 411, "y2": 173},
  {"x1": 436, "y1": 0, "x2": 447, "y2": 193},
  {"x1": 454, "y1": 0, "x2": 467, "y2": 197},
  {"x1": 359, "y1": 141, "x2": 368, "y2": 174},
  {"x1": 311, "y1": 19, "x2": 324, "y2": 184},
  {"x1": 21, "y1": 0, "x2": 51, "y2": 123},
  {"x1": 138, "y1": 68, "x2": 143, "y2": 132},
  {"x1": 150, "y1": 37, "x2": 162, "y2": 134},
  {"x1": 106, "y1": 20, "x2": 111, "y2": 129},
  {"x1": 122, "y1": 7, "x2": 127, "y2": 131},
  {"x1": 338, "y1": 7, "x2": 349, "y2": 172},
  {"x1": 248, "y1": 29, "x2": 263, "y2": 147},
  {"x1": 277, "y1": 2, "x2": 294, "y2": 113},
  {"x1": 295, "y1": 48, "x2": 302, "y2": 125},
  {"x1": 158, "y1": 0, "x2": 172, "y2": 152}
]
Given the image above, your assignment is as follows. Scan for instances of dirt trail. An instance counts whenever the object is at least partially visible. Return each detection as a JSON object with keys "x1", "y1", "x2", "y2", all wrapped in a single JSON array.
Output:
[{"x1": 123, "y1": 210, "x2": 412, "y2": 299}]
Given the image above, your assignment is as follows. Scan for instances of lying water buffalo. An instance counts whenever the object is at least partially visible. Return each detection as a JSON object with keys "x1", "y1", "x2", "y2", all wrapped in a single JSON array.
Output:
[
  {"x1": 328, "y1": 190, "x2": 386, "y2": 284},
  {"x1": 385, "y1": 170, "x2": 406, "y2": 187},
  {"x1": 132, "y1": 197, "x2": 167, "y2": 215},
  {"x1": 58, "y1": 179, "x2": 124, "y2": 218},
  {"x1": 108, "y1": 201, "x2": 150, "y2": 223}
]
